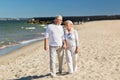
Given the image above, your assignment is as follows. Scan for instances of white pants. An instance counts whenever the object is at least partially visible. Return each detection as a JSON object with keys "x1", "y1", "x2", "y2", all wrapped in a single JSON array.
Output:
[
  {"x1": 49, "y1": 46, "x2": 64, "y2": 76},
  {"x1": 66, "y1": 47, "x2": 78, "y2": 73}
]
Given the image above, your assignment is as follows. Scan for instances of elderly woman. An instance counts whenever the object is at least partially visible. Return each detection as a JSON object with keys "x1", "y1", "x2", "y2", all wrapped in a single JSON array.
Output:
[{"x1": 64, "y1": 20, "x2": 79, "y2": 74}]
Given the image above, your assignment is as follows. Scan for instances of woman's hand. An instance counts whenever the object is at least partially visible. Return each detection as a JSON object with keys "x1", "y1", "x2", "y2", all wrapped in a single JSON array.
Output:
[{"x1": 75, "y1": 47, "x2": 79, "y2": 54}]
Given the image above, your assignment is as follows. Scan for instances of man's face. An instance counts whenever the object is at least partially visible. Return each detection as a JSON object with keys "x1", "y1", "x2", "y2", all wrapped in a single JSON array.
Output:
[
  {"x1": 56, "y1": 18, "x2": 62, "y2": 24},
  {"x1": 55, "y1": 17, "x2": 63, "y2": 25}
]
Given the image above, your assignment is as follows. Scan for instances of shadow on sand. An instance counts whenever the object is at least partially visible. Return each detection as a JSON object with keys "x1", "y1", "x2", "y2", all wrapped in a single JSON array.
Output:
[
  {"x1": 11, "y1": 72, "x2": 69, "y2": 80},
  {"x1": 12, "y1": 73, "x2": 51, "y2": 80}
]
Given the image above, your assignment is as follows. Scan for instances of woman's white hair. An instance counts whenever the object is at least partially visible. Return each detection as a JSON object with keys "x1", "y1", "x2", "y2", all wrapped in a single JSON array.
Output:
[{"x1": 65, "y1": 20, "x2": 73, "y2": 25}]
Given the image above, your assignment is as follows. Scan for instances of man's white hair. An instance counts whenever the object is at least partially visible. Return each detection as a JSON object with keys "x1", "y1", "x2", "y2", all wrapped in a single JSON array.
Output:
[
  {"x1": 65, "y1": 20, "x2": 73, "y2": 25},
  {"x1": 55, "y1": 15, "x2": 63, "y2": 20}
]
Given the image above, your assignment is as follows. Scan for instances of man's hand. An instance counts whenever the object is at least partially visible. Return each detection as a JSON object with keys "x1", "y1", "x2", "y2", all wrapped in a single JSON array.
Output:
[{"x1": 44, "y1": 45, "x2": 49, "y2": 51}]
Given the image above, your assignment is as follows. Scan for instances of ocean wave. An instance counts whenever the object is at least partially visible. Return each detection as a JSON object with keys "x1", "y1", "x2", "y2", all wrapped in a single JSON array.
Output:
[
  {"x1": 43, "y1": 26, "x2": 47, "y2": 29},
  {"x1": 0, "y1": 37, "x2": 44, "y2": 56},
  {"x1": 40, "y1": 24, "x2": 45, "y2": 27},
  {"x1": 0, "y1": 37, "x2": 44, "y2": 49},
  {"x1": 21, "y1": 26, "x2": 36, "y2": 30},
  {"x1": 0, "y1": 43, "x2": 19, "y2": 50},
  {"x1": 41, "y1": 32, "x2": 45, "y2": 36},
  {"x1": 20, "y1": 37, "x2": 44, "y2": 44},
  {"x1": 0, "y1": 41, "x2": 18, "y2": 49},
  {"x1": 25, "y1": 27, "x2": 36, "y2": 30}
]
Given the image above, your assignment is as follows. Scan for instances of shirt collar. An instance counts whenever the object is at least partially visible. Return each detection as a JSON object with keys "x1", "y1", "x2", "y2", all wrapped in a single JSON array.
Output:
[{"x1": 66, "y1": 27, "x2": 74, "y2": 34}]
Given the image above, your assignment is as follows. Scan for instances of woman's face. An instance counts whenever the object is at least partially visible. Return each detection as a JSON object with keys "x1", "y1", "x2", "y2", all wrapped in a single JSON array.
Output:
[{"x1": 65, "y1": 22, "x2": 71, "y2": 30}]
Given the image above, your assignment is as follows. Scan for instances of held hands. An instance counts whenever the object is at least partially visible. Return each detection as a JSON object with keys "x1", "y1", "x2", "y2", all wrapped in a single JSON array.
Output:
[
  {"x1": 62, "y1": 40, "x2": 67, "y2": 49},
  {"x1": 62, "y1": 44, "x2": 67, "y2": 49}
]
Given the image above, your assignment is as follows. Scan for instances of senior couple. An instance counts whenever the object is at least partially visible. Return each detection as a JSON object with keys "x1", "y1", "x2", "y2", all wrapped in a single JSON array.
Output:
[{"x1": 44, "y1": 15, "x2": 79, "y2": 77}]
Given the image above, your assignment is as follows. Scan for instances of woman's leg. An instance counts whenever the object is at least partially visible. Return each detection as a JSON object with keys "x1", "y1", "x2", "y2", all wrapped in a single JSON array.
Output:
[
  {"x1": 73, "y1": 53, "x2": 78, "y2": 72},
  {"x1": 66, "y1": 49, "x2": 73, "y2": 73},
  {"x1": 71, "y1": 47, "x2": 78, "y2": 72}
]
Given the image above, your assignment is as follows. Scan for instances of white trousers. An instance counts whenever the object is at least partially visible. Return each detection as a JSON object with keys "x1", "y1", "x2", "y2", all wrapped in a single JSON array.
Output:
[
  {"x1": 49, "y1": 46, "x2": 64, "y2": 76},
  {"x1": 66, "y1": 47, "x2": 78, "y2": 73}
]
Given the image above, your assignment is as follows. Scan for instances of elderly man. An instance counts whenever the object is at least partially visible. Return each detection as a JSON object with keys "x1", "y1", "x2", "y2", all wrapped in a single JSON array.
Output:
[{"x1": 44, "y1": 15, "x2": 65, "y2": 77}]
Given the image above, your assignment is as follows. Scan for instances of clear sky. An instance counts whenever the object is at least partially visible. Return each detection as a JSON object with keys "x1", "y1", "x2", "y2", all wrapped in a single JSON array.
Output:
[{"x1": 0, "y1": 0, "x2": 120, "y2": 18}]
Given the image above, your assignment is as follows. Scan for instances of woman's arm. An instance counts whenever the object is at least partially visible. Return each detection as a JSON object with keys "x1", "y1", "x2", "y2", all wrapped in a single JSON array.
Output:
[{"x1": 75, "y1": 30, "x2": 79, "y2": 53}]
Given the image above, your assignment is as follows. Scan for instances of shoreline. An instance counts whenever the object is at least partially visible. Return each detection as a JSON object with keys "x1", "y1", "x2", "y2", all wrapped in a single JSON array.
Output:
[
  {"x1": 0, "y1": 37, "x2": 44, "y2": 56},
  {"x1": 0, "y1": 41, "x2": 43, "y2": 65}
]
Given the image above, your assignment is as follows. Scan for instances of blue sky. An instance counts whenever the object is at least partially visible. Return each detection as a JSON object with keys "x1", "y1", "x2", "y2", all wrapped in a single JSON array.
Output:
[{"x1": 0, "y1": 0, "x2": 120, "y2": 18}]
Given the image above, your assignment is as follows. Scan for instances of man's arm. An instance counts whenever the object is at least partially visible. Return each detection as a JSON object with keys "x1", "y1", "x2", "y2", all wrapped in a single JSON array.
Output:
[{"x1": 44, "y1": 38, "x2": 49, "y2": 51}]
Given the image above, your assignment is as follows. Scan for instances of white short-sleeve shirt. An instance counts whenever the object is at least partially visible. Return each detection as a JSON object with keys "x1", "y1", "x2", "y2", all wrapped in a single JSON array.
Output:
[{"x1": 45, "y1": 24, "x2": 64, "y2": 46}]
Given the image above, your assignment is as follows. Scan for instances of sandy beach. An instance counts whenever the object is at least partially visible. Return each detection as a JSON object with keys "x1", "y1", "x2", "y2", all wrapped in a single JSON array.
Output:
[{"x1": 0, "y1": 20, "x2": 120, "y2": 80}]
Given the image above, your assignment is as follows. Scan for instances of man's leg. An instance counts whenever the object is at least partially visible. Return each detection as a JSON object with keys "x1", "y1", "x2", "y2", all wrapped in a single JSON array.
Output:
[
  {"x1": 57, "y1": 47, "x2": 64, "y2": 73},
  {"x1": 49, "y1": 46, "x2": 57, "y2": 77}
]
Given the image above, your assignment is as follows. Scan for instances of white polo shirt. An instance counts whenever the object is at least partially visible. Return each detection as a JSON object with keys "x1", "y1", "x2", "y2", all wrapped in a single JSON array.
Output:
[{"x1": 45, "y1": 24, "x2": 64, "y2": 46}]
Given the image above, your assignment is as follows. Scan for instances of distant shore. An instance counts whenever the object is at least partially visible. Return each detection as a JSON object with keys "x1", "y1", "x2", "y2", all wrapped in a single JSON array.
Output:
[
  {"x1": 0, "y1": 20, "x2": 120, "y2": 80},
  {"x1": 28, "y1": 15, "x2": 120, "y2": 24}
]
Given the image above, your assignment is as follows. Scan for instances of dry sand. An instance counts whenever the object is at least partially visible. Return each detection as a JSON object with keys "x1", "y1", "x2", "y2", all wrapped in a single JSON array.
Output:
[{"x1": 0, "y1": 20, "x2": 120, "y2": 80}]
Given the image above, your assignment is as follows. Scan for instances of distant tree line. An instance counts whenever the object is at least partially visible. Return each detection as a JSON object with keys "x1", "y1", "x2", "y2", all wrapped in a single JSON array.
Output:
[{"x1": 27, "y1": 15, "x2": 120, "y2": 24}]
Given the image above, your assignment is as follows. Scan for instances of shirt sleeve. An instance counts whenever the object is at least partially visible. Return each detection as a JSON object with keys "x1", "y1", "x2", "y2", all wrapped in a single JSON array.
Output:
[
  {"x1": 62, "y1": 28, "x2": 65, "y2": 40},
  {"x1": 44, "y1": 26, "x2": 49, "y2": 38},
  {"x1": 75, "y1": 30, "x2": 79, "y2": 47}
]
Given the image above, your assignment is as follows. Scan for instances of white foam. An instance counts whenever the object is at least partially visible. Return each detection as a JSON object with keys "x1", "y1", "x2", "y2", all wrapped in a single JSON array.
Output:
[
  {"x1": 43, "y1": 26, "x2": 47, "y2": 29},
  {"x1": 0, "y1": 37, "x2": 44, "y2": 56},
  {"x1": 40, "y1": 24, "x2": 45, "y2": 26},
  {"x1": 41, "y1": 32, "x2": 45, "y2": 36},
  {"x1": 25, "y1": 27, "x2": 36, "y2": 30},
  {"x1": 20, "y1": 37, "x2": 44, "y2": 44}
]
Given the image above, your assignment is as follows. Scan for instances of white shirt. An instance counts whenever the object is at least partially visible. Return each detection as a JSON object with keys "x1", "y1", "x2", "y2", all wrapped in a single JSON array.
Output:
[
  {"x1": 64, "y1": 28, "x2": 79, "y2": 48},
  {"x1": 45, "y1": 24, "x2": 64, "y2": 46}
]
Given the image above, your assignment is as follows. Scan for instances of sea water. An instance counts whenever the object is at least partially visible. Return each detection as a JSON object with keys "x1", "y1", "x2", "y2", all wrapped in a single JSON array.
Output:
[{"x1": 0, "y1": 20, "x2": 46, "y2": 56}]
